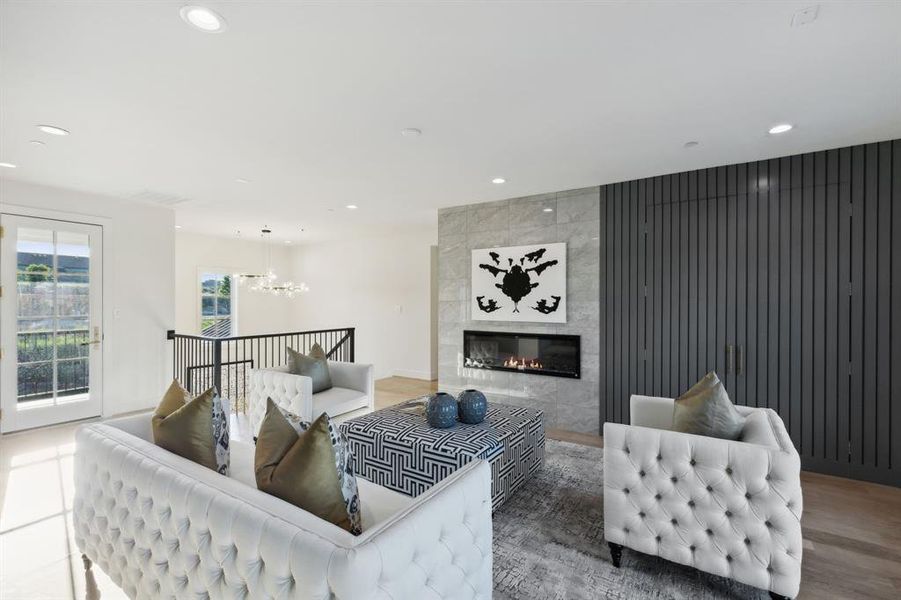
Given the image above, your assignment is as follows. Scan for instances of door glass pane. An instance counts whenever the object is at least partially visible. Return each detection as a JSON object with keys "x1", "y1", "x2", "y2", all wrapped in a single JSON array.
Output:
[
  {"x1": 57, "y1": 318, "x2": 89, "y2": 359},
  {"x1": 18, "y1": 362, "x2": 54, "y2": 403},
  {"x1": 17, "y1": 323, "x2": 55, "y2": 363},
  {"x1": 14, "y1": 226, "x2": 93, "y2": 406},
  {"x1": 57, "y1": 358, "x2": 89, "y2": 399}
]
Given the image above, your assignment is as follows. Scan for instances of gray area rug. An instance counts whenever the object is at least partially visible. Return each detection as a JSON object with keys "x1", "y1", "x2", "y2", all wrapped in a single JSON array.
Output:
[{"x1": 492, "y1": 440, "x2": 768, "y2": 599}]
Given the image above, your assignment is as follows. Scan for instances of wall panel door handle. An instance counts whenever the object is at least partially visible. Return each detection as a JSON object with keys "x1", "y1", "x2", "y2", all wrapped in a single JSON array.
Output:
[{"x1": 726, "y1": 344, "x2": 734, "y2": 375}]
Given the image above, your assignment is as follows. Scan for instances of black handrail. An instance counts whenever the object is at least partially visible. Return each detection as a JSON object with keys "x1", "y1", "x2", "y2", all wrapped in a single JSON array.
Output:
[{"x1": 166, "y1": 327, "x2": 355, "y2": 412}]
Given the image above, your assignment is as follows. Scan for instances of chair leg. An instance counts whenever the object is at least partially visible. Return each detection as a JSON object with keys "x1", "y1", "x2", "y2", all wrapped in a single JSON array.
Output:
[
  {"x1": 81, "y1": 554, "x2": 92, "y2": 570},
  {"x1": 608, "y1": 542, "x2": 623, "y2": 568}
]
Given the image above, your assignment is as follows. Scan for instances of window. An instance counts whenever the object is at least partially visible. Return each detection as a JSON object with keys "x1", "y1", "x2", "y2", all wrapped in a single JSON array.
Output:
[{"x1": 200, "y1": 272, "x2": 233, "y2": 337}]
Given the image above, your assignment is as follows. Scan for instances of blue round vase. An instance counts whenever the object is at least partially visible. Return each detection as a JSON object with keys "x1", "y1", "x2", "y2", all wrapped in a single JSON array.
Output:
[
  {"x1": 457, "y1": 389, "x2": 488, "y2": 424},
  {"x1": 426, "y1": 392, "x2": 458, "y2": 429}
]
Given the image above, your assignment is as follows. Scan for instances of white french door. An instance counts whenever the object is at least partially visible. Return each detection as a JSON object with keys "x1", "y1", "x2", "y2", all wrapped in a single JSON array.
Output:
[{"x1": 1, "y1": 215, "x2": 103, "y2": 432}]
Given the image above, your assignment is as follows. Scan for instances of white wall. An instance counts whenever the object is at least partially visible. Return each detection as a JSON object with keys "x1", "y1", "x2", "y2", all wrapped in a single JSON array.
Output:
[
  {"x1": 172, "y1": 228, "x2": 438, "y2": 382},
  {"x1": 0, "y1": 179, "x2": 174, "y2": 416},
  {"x1": 290, "y1": 229, "x2": 437, "y2": 381},
  {"x1": 174, "y1": 232, "x2": 294, "y2": 336}
]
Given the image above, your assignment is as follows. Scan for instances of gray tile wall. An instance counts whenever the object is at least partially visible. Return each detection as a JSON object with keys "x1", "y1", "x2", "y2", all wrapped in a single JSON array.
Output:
[{"x1": 437, "y1": 187, "x2": 600, "y2": 434}]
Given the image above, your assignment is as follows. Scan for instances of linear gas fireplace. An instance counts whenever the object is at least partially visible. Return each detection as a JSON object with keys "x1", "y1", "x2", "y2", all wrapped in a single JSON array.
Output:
[{"x1": 463, "y1": 330, "x2": 580, "y2": 379}]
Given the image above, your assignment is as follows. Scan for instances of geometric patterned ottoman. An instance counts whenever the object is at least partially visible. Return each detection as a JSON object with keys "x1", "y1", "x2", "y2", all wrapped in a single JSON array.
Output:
[{"x1": 340, "y1": 398, "x2": 545, "y2": 511}]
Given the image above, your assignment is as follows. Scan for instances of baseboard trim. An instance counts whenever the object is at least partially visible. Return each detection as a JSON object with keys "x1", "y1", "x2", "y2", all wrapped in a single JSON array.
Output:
[{"x1": 393, "y1": 369, "x2": 436, "y2": 381}]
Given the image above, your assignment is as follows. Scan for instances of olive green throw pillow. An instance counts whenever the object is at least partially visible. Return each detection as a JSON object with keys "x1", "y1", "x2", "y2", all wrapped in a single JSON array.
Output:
[
  {"x1": 152, "y1": 380, "x2": 230, "y2": 475},
  {"x1": 286, "y1": 343, "x2": 333, "y2": 393},
  {"x1": 255, "y1": 398, "x2": 358, "y2": 534},
  {"x1": 672, "y1": 372, "x2": 745, "y2": 440}
]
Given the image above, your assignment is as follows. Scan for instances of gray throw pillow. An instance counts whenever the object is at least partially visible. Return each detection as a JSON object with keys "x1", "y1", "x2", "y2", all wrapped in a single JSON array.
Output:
[
  {"x1": 287, "y1": 343, "x2": 333, "y2": 393},
  {"x1": 672, "y1": 372, "x2": 744, "y2": 440}
]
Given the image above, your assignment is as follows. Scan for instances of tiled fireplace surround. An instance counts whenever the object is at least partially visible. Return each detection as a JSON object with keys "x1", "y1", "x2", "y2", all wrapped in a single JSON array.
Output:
[{"x1": 438, "y1": 187, "x2": 600, "y2": 434}]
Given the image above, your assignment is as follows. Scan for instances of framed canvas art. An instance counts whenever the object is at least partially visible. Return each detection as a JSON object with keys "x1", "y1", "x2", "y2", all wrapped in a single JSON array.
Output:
[{"x1": 471, "y1": 243, "x2": 566, "y2": 323}]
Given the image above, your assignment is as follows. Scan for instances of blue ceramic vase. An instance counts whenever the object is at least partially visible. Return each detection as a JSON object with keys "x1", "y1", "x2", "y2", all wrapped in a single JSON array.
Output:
[
  {"x1": 457, "y1": 389, "x2": 488, "y2": 424},
  {"x1": 426, "y1": 392, "x2": 458, "y2": 428}
]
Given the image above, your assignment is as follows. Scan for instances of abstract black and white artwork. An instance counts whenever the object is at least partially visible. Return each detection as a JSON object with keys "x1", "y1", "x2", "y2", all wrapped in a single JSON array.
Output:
[{"x1": 471, "y1": 243, "x2": 566, "y2": 323}]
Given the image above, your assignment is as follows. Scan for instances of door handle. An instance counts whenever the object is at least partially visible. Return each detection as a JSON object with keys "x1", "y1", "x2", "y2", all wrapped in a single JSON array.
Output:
[
  {"x1": 726, "y1": 344, "x2": 734, "y2": 375},
  {"x1": 80, "y1": 326, "x2": 101, "y2": 347},
  {"x1": 736, "y1": 345, "x2": 744, "y2": 376}
]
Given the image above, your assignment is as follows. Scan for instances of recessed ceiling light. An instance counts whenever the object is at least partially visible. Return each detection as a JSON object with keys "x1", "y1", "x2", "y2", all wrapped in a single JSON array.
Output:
[
  {"x1": 175, "y1": 225, "x2": 182, "y2": 229},
  {"x1": 768, "y1": 123, "x2": 793, "y2": 135},
  {"x1": 401, "y1": 128, "x2": 422, "y2": 137},
  {"x1": 0, "y1": 162, "x2": 17, "y2": 169},
  {"x1": 235, "y1": 178, "x2": 250, "y2": 184},
  {"x1": 284, "y1": 240, "x2": 292, "y2": 244},
  {"x1": 543, "y1": 207, "x2": 554, "y2": 213},
  {"x1": 180, "y1": 5, "x2": 227, "y2": 32},
  {"x1": 29, "y1": 140, "x2": 45, "y2": 146},
  {"x1": 683, "y1": 140, "x2": 699, "y2": 148},
  {"x1": 346, "y1": 205, "x2": 358, "y2": 210},
  {"x1": 491, "y1": 177, "x2": 506, "y2": 184},
  {"x1": 37, "y1": 124, "x2": 69, "y2": 136}
]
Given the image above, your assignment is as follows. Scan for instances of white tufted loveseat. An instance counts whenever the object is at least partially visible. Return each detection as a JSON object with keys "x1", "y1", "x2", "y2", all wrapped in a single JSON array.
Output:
[
  {"x1": 248, "y1": 362, "x2": 374, "y2": 436},
  {"x1": 73, "y1": 413, "x2": 493, "y2": 600},
  {"x1": 603, "y1": 395, "x2": 803, "y2": 600}
]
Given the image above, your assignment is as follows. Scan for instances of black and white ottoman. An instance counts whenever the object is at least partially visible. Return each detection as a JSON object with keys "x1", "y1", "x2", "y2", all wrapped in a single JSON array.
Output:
[{"x1": 340, "y1": 399, "x2": 545, "y2": 510}]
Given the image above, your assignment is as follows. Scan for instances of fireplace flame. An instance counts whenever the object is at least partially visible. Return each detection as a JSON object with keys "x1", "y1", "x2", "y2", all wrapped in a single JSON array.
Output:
[{"x1": 503, "y1": 357, "x2": 543, "y2": 370}]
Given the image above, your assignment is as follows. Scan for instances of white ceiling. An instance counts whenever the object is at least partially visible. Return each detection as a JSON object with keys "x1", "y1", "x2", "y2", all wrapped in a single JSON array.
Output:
[{"x1": 1, "y1": 1, "x2": 900, "y2": 243}]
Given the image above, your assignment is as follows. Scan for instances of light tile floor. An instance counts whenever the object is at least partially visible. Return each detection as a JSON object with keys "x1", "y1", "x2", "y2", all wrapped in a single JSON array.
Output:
[{"x1": 0, "y1": 377, "x2": 437, "y2": 600}]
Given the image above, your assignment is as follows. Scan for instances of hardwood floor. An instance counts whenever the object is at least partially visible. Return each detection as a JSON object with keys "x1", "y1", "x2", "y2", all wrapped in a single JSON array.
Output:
[
  {"x1": 0, "y1": 376, "x2": 898, "y2": 599},
  {"x1": 374, "y1": 378, "x2": 901, "y2": 599}
]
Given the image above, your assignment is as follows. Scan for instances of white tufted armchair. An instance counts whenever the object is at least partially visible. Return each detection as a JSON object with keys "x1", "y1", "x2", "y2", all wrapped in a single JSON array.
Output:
[
  {"x1": 603, "y1": 395, "x2": 803, "y2": 600},
  {"x1": 248, "y1": 361, "x2": 374, "y2": 436}
]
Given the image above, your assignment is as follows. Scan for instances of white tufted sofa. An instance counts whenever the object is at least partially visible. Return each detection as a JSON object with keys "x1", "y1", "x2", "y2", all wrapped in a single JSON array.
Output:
[
  {"x1": 248, "y1": 361, "x2": 374, "y2": 436},
  {"x1": 603, "y1": 395, "x2": 803, "y2": 600},
  {"x1": 73, "y1": 413, "x2": 493, "y2": 600}
]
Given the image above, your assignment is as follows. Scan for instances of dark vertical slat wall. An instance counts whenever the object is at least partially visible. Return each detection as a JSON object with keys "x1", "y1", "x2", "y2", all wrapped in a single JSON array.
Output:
[{"x1": 599, "y1": 139, "x2": 900, "y2": 486}]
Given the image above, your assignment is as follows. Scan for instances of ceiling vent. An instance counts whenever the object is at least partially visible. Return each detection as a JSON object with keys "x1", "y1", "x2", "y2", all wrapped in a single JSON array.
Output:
[
  {"x1": 791, "y1": 5, "x2": 819, "y2": 27},
  {"x1": 130, "y1": 190, "x2": 191, "y2": 206}
]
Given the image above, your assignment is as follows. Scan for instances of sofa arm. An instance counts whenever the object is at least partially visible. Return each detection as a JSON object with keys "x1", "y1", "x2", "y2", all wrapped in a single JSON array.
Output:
[
  {"x1": 630, "y1": 394, "x2": 675, "y2": 430},
  {"x1": 248, "y1": 368, "x2": 314, "y2": 434},
  {"x1": 329, "y1": 361, "x2": 374, "y2": 408},
  {"x1": 603, "y1": 421, "x2": 803, "y2": 598},
  {"x1": 329, "y1": 460, "x2": 493, "y2": 600}
]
